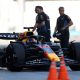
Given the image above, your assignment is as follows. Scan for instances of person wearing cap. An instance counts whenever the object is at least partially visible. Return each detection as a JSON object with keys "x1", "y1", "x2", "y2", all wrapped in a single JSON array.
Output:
[
  {"x1": 33, "y1": 6, "x2": 51, "y2": 42},
  {"x1": 53, "y1": 7, "x2": 73, "y2": 48}
]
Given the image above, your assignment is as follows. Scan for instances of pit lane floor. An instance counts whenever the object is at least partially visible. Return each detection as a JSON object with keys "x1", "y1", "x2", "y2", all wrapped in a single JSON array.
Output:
[{"x1": 0, "y1": 67, "x2": 80, "y2": 80}]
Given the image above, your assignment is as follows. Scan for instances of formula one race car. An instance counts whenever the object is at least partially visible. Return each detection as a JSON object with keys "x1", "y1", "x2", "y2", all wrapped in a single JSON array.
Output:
[
  {"x1": 0, "y1": 27, "x2": 80, "y2": 71},
  {"x1": 0, "y1": 27, "x2": 60, "y2": 71}
]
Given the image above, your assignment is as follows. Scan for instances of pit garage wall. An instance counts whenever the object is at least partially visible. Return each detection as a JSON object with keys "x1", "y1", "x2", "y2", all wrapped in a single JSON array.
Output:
[
  {"x1": 0, "y1": 0, "x2": 80, "y2": 33},
  {"x1": 0, "y1": 0, "x2": 24, "y2": 32}
]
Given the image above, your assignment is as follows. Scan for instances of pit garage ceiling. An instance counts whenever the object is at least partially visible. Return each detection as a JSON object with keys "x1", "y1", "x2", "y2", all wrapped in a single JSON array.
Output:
[
  {"x1": 14, "y1": 0, "x2": 79, "y2": 1},
  {"x1": 26, "y1": 0, "x2": 59, "y2": 1},
  {"x1": 25, "y1": 0, "x2": 80, "y2": 1}
]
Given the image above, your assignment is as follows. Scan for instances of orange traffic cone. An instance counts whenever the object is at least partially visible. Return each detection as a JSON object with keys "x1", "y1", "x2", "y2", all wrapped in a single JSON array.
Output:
[
  {"x1": 58, "y1": 56, "x2": 70, "y2": 80},
  {"x1": 48, "y1": 61, "x2": 58, "y2": 80}
]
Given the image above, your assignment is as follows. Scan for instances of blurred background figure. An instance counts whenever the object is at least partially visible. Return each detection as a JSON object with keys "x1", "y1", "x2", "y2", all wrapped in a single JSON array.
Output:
[
  {"x1": 33, "y1": 6, "x2": 51, "y2": 42},
  {"x1": 53, "y1": 7, "x2": 73, "y2": 48}
]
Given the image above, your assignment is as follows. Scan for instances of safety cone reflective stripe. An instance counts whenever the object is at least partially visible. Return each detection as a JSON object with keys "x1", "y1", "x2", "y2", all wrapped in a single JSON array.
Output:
[
  {"x1": 58, "y1": 56, "x2": 70, "y2": 80},
  {"x1": 48, "y1": 61, "x2": 58, "y2": 80}
]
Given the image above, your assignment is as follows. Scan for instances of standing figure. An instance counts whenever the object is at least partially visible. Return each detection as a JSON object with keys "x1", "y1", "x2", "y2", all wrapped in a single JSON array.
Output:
[
  {"x1": 33, "y1": 6, "x2": 51, "y2": 42},
  {"x1": 53, "y1": 7, "x2": 73, "y2": 48}
]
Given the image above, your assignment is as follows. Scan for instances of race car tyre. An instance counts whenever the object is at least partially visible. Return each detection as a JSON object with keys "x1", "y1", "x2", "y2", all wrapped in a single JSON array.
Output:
[
  {"x1": 69, "y1": 64, "x2": 80, "y2": 71},
  {"x1": 6, "y1": 42, "x2": 25, "y2": 71},
  {"x1": 72, "y1": 42, "x2": 80, "y2": 61},
  {"x1": 69, "y1": 42, "x2": 80, "y2": 61}
]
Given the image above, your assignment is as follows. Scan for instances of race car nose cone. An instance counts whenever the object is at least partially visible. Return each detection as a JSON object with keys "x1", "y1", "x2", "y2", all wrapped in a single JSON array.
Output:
[{"x1": 44, "y1": 52, "x2": 60, "y2": 62}]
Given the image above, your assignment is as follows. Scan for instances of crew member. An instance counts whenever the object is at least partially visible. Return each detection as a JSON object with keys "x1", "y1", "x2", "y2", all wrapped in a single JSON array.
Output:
[
  {"x1": 53, "y1": 7, "x2": 73, "y2": 48},
  {"x1": 33, "y1": 6, "x2": 51, "y2": 42}
]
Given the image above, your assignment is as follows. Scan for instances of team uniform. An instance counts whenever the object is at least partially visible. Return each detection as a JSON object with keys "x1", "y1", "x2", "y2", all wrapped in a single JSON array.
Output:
[
  {"x1": 36, "y1": 12, "x2": 51, "y2": 42},
  {"x1": 56, "y1": 14, "x2": 71, "y2": 48}
]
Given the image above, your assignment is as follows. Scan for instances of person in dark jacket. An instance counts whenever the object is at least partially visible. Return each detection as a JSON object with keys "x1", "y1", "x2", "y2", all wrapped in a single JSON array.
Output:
[
  {"x1": 33, "y1": 6, "x2": 51, "y2": 42},
  {"x1": 53, "y1": 7, "x2": 73, "y2": 48}
]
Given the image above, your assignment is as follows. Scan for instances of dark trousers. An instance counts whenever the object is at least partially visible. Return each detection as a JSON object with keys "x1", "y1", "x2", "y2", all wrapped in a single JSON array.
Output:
[
  {"x1": 60, "y1": 31, "x2": 69, "y2": 48},
  {"x1": 37, "y1": 30, "x2": 51, "y2": 42}
]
